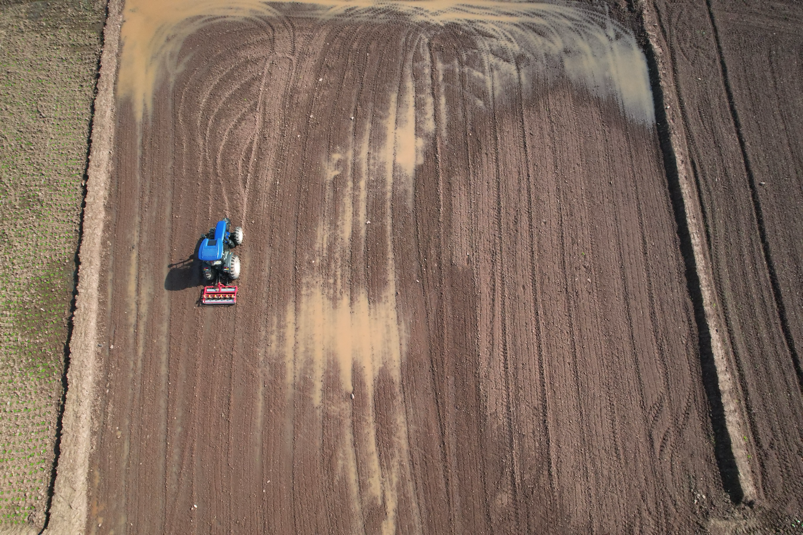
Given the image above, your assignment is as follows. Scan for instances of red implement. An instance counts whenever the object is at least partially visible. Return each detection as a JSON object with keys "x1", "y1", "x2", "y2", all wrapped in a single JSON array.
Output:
[{"x1": 202, "y1": 283, "x2": 238, "y2": 305}]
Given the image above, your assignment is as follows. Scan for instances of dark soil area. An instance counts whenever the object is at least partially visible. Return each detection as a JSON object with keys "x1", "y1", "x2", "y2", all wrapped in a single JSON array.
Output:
[{"x1": 82, "y1": 3, "x2": 738, "y2": 532}]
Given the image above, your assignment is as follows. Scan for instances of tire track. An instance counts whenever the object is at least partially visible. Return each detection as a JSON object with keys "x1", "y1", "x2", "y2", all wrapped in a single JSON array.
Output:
[
  {"x1": 311, "y1": 21, "x2": 374, "y2": 532},
  {"x1": 167, "y1": 21, "x2": 271, "y2": 530},
  {"x1": 462, "y1": 25, "x2": 524, "y2": 530},
  {"x1": 162, "y1": 51, "x2": 219, "y2": 529},
  {"x1": 455, "y1": 34, "x2": 495, "y2": 533},
  {"x1": 513, "y1": 53, "x2": 558, "y2": 526},
  {"x1": 226, "y1": 15, "x2": 294, "y2": 527},
  {"x1": 628, "y1": 119, "x2": 702, "y2": 520},
  {"x1": 130, "y1": 84, "x2": 176, "y2": 531},
  {"x1": 343, "y1": 27, "x2": 389, "y2": 533},
  {"x1": 240, "y1": 26, "x2": 295, "y2": 535},
  {"x1": 489, "y1": 34, "x2": 529, "y2": 530},
  {"x1": 656, "y1": 3, "x2": 765, "y2": 505},
  {"x1": 615, "y1": 106, "x2": 691, "y2": 521},
  {"x1": 582, "y1": 103, "x2": 635, "y2": 524},
  {"x1": 281, "y1": 23, "x2": 345, "y2": 534},
  {"x1": 424, "y1": 34, "x2": 459, "y2": 535},
  {"x1": 706, "y1": 3, "x2": 803, "y2": 510},
  {"x1": 443, "y1": 28, "x2": 483, "y2": 529}
]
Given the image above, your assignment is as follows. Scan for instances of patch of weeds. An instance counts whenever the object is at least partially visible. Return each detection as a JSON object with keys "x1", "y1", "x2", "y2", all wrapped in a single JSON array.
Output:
[{"x1": 12, "y1": 259, "x2": 74, "y2": 374}]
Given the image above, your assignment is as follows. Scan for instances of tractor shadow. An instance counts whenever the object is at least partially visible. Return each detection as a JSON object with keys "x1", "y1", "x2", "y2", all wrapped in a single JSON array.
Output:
[{"x1": 165, "y1": 238, "x2": 204, "y2": 291}]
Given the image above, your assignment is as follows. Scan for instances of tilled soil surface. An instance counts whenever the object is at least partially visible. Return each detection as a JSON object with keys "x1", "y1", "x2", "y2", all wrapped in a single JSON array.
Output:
[
  {"x1": 84, "y1": 3, "x2": 735, "y2": 533},
  {"x1": 652, "y1": 0, "x2": 803, "y2": 517}
]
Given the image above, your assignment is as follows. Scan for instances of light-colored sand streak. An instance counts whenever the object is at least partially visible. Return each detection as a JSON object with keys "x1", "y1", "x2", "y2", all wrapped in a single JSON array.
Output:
[
  {"x1": 285, "y1": 82, "x2": 419, "y2": 530},
  {"x1": 120, "y1": 0, "x2": 654, "y2": 125}
]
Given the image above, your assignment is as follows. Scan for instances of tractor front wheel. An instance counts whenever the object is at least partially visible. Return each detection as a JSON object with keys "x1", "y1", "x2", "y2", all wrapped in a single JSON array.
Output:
[{"x1": 232, "y1": 226, "x2": 244, "y2": 246}]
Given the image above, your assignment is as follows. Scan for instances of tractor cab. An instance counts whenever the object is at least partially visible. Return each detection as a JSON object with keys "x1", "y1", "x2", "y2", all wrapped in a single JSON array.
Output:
[{"x1": 198, "y1": 219, "x2": 229, "y2": 262}]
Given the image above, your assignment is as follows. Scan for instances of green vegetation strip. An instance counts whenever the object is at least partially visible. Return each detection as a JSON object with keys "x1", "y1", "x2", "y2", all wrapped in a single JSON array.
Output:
[{"x1": 0, "y1": 1, "x2": 104, "y2": 530}]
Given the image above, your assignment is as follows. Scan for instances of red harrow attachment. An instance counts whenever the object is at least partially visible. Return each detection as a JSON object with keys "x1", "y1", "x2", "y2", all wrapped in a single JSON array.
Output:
[{"x1": 201, "y1": 282, "x2": 238, "y2": 305}]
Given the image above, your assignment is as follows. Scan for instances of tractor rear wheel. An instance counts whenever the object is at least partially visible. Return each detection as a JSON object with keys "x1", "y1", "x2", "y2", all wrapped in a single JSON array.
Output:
[
  {"x1": 229, "y1": 255, "x2": 241, "y2": 280},
  {"x1": 233, "y1": 226, "x2": 244, "y2": 246}
]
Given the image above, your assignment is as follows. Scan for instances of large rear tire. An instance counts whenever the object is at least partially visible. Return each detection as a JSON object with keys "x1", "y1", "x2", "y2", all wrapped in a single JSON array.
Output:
[
  {"x1": 229, "y1": 255, "x2": 240, "y2": 280},
  {"x1": 232, "y1": 226, "x2": 244, "y2": 246}
]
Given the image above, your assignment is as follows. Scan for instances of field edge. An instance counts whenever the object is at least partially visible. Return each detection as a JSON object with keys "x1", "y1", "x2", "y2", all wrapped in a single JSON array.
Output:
[
  {"x1": 636, "y1": 0, "x2": 757, "y2": 505},
  {"x1": 44, "y1": 1, "x2": 121, "y2": 533}
]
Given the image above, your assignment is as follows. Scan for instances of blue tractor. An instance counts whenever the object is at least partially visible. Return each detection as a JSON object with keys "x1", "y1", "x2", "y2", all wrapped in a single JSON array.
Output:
[{"x1": 198, "y1": 218, "x2": 243, "y2": 305}]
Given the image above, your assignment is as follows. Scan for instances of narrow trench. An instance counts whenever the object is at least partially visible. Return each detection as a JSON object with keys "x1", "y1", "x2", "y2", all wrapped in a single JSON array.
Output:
[
  {"x1": 42, "y1": 122, "x2": 91, "y2": 533},
  {"x1": 42, "y1": 170, "x2": 85, "y2": 534},
  {"x1": 634, "y1": 8, "x2": 744, "y2": 504},
  {"x1": 41, "y1": 9, "x2": 108, "y2": 530}
]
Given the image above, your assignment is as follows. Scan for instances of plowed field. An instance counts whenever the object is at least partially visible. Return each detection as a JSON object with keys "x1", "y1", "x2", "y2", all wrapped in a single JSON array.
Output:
[
  {"x1": 652, "y1": 0, "x2": 803, "y2": 517},
  {"x1": 45, "y1": 0, "x2": 803, "y2": 533},
  {"x1": 79, "y1": 2, "x2": 731, "y2": 532}
]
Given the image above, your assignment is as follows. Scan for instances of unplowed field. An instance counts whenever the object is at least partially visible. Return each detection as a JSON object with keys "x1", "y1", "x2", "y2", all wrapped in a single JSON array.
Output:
[{"x1": 0, "y1": 2, "x2": 104, "y2": 532}]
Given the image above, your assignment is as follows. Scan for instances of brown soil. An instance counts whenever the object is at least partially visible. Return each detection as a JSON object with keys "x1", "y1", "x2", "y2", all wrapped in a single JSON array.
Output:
[
  {"x1": 71, "y1": 2, "x2": 744, "y2": 533},
  {"x1": 651, "y1": 0, "x2": 803, "y2": 518}
]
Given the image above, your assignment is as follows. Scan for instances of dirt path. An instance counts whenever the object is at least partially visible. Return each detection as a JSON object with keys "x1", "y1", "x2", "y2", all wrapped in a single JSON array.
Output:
[{"x1": 76, "y1": 1, "x2": 738, "y2": 532}]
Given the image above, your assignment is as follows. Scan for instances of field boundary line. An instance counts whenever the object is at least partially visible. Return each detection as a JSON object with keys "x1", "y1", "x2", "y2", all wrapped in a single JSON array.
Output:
[
  {"x1": 44, "y1": 0, "x2": 123, "y2": 533},
  {"x1": 637, "y1": 0, "x2": 757, "y2": 504}
]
